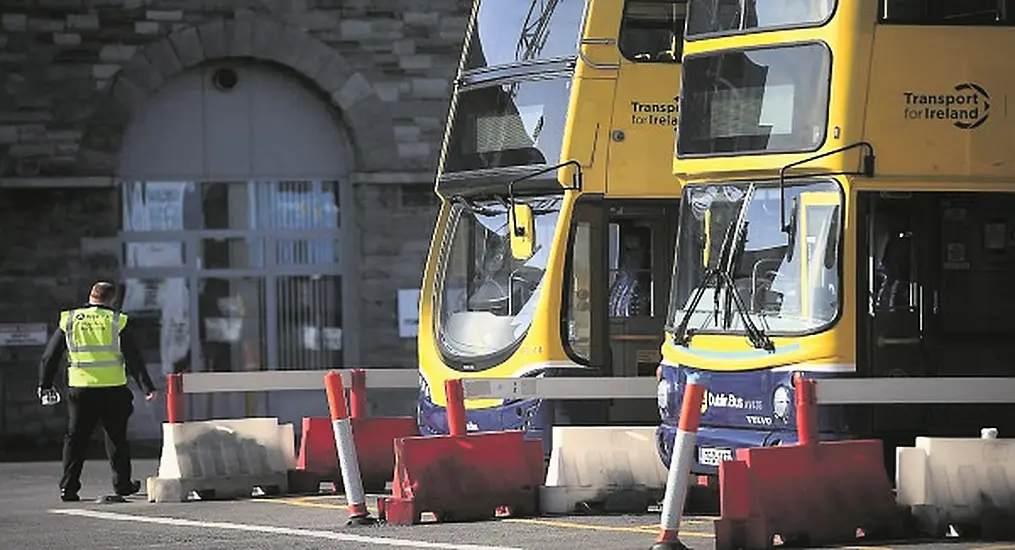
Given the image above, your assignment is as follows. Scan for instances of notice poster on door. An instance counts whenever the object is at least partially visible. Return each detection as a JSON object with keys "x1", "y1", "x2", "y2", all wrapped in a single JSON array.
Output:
[{"x1": 122, "y1": 182, "x2": 187, "y2": 313}]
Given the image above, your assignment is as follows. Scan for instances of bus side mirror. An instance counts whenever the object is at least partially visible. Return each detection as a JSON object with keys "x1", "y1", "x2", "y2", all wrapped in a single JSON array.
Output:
[{"x1": 510, "y1": 203, "x2": 535, "y2": 260}]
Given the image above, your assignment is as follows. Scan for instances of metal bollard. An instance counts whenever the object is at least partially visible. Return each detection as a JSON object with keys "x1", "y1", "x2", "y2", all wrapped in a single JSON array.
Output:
[
  {"x1": 651, "y1": 372, "x2": 708, "y2": 550},
  {"x1": 324, "y1": 370, "x2": 376, "y2": 526}
]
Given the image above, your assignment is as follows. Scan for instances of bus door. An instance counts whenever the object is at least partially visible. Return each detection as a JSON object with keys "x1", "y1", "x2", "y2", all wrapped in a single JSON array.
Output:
[
  {"x1": 859, "y1": 192, "x2": 927, "y2": 436},
  {"x1": 563, "y1": 197, "x2": 610, "y2": 426},
  {"x1": 921, "y1": 192, "x2": 1015, "y2": 436},
  {"x1": 606, "y1": 201, "x2": 679, "y2": 424}
]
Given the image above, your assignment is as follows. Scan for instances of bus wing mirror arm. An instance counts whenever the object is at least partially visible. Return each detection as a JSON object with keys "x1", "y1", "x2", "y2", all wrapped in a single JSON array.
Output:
[
  {"x1": 777, "y1": 141, "x2": 876, "y2": 233},
  {"x1": 506, "y1": 160, "x2": 583, "y2": 260},
  {"x1": 507, "y1": 159, "x2": 584, "y2": 201}
]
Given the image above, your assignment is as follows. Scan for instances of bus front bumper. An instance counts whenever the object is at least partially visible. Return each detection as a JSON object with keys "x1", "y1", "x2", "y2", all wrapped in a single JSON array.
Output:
[
  {"x1": 417, "y1": 391, "x2": 546, "y2": 441},
  {"x1": 655, "y1": 423, "x2": 801, "y2": 475}
]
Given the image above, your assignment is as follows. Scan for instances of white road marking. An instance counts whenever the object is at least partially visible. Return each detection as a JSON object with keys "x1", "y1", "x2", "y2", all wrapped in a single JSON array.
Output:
[{"x1": 49, "y1": 509, "x2": 523, "y2": 550}]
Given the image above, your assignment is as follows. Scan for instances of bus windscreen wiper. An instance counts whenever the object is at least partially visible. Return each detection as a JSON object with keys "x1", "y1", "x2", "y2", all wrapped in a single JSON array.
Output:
[
  {"x1": 716, "y1": 264, "x2": 775, "y2": 352},
  {"x1": 670, "y1": 192, "x2": 745, "y2": 347},
  {"x1": 671, "y1": 183, "x2": 774, "y2": 351},
  {"x1": 716, "y1": 183, "x2": 775, "y2": 352},
  {"x1": 670, "y1": 266, "x2": 721, "y2": 347},
  {"x1": 677, "y1": 216, "x2": 773, "y2": 351}
]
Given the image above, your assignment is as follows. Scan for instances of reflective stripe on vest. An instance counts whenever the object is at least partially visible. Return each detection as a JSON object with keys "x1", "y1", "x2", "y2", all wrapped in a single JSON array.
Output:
[{"x1": 61, "y1": 307, "x2": 129, "y2": 388}]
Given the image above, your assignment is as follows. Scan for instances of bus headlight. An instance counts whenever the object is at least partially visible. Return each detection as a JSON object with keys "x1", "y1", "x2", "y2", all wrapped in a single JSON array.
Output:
[{"x1": 772, "y1": 385, "x2": 791, "y2": 421}]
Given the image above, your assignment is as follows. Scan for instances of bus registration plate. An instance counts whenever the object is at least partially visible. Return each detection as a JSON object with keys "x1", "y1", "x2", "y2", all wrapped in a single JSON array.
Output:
[{"x1": 697, "y1": 446, "x2": 734, "y2": 466}]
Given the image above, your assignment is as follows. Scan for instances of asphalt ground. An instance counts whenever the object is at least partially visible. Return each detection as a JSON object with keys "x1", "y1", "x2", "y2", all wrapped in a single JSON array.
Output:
[{"x1": 1, "y1": 458, "x2": 1012, "y2": 550}]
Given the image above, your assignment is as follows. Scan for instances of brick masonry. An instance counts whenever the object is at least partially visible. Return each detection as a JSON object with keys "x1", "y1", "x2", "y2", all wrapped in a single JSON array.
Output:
[{"x1": 0, "y1": 0, "x2": 468, "y2": 446}]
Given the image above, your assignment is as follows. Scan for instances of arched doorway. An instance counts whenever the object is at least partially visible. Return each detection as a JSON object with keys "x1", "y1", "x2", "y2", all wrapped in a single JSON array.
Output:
[{"x1": 117, "y1": 60, "x2": 354, "y2": 436}]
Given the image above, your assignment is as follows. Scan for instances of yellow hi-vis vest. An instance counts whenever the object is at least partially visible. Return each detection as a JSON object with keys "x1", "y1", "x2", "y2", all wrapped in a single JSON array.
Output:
[{"x1": 60, "y1": 306, "x2": 129, "y2": 388}]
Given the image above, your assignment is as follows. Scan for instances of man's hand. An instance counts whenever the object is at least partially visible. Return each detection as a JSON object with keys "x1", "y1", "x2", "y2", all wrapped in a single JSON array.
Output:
[
  {"x1": 145, "y1": 390, "x2": 157, "y2": 402},
  {"x1": 38, "y1": 387, "x2": 61, "y2": 406}
]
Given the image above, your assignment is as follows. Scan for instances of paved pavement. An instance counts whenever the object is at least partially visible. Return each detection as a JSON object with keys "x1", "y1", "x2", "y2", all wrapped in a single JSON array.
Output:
[{"x1": 0, "y1": 458, "x2": 1010, "y2": 549}]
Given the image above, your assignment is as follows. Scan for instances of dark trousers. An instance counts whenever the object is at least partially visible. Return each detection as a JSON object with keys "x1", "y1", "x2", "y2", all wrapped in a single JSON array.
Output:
[{"x1": 60, "y1": 385, "x2": 135, "y2": 495}]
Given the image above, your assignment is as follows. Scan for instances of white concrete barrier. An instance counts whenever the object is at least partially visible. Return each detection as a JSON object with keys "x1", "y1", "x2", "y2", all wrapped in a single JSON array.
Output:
[
  {"x1": 147, "y1": 417, "x2": 297, "y2": 503},
  {"x1": 896, "y1": 435, "x2": 1015, "y2": 535},
  {"x1": 541, "y1": 426, "x2": 668, "y2": 514}
]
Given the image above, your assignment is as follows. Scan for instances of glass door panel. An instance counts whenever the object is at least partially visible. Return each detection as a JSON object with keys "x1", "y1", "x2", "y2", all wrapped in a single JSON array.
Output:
[
  {"x1": 193, "y1": 276, "x2": 266, "y2": 420},
  {"x1": 121, "y1": 276, "x2": 191, "y2": 440},
  {"x1": 276, "y1": 275, "x2": 343, "y2": 370}
]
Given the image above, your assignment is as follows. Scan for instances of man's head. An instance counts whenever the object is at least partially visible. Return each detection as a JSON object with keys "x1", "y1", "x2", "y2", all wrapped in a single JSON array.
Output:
[{"x1": 88, "y1": 281, "x2": 119, "y2": 307}]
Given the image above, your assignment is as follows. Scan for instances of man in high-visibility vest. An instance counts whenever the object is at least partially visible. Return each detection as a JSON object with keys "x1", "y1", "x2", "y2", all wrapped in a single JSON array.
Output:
[{"x1": 38, "y1": 281, "x2": 157, "y2": 502}]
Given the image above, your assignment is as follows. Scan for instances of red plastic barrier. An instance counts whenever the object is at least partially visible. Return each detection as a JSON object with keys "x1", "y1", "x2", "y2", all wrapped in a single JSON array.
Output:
[
  {"x1": 350, "y1": 368, "x2": 368, "y2": 420},
  {"x1": 378, "y1": 379, "x2": 542, "y2": 525},
  {"x1": 794, "y1": 373, "x2": 819, "y2": 446},
  {"x1": 166, "y1": 373, "x2": 184, "y2": 423},
  {"x1": 379, "y1": 430, "x2": 540, "y2": 524},
  {"x1": 292, "y1": 368, "x2": 419, "y2": 493},
  {"x1": 445, "y1": 377, "x2": 467, "y2": 436},
  {"x1": 524, "y1": 438, "x2": 546, "y2": 490},
  {"x1": 713, "y1": 374, "x2": 903, "y2": 549},
  {"x1": 295, "y1": 416, "x2": 419, "y2": 493},
  {"x1": 352, "y1": 416, "x2": 419, "y2": 489},
  {"x1": 297, "y1": 417, "x2": 336, "y2": 481},
  {"x1": 714, "y1": 440, "x2": 902, "y2": 548}
]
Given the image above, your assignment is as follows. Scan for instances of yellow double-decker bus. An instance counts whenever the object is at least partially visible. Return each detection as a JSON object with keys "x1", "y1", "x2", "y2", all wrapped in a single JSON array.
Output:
[
  {"x1": 656, "y1": 0, "x2": 1015, "y2": 478},
  {"x1": 417, "y1": 0, "x2": 688, "y2": 454}
]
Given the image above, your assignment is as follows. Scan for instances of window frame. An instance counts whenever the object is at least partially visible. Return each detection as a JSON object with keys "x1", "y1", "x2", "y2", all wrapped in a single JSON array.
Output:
[
  {"x1": 667, "y1": 177, "x2": 847, "y2": 339},
  {"x1": 433, "y1": 195, "x2": 566, "y2": 371},
  {"x1": 461, "y1": 0, "x2": 588, "y2": 71},
  {"x1": 618, "y1": 0, "x2": 688, "y2": 63},
  {"x1": 675, "y1": 40, "x2": 835, "y2": 159},
  {"x1": 433, "y1": 200, "x2": 524, "y2": 372},
  {"x1": 877, "y1": 0, "x2": 1015, "y2": 26},
  {"x1": 684, "y1": 0, "x2": 838, "y2": 41},
  {"x1": 560, "y1": 201, "x2": 596, "y2": 366},
  {"x1": 442, "y1": 70, "x2": 575, "y2": 175}
]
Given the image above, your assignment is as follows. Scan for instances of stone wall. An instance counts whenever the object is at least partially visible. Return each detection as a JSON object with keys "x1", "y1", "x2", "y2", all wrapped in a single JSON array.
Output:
[
  {"x1": 0, "y1": 186, "x2": 121, "y2": 450},
  {"x1": 0, "y1": 0, "x2": 468, "y2": 178},
  {"x1": 358, "y1": 184, "x2": 438, "y2": 366},
  {"x1": 0, "y1": 0, "x2": 467, "y2": 446}
]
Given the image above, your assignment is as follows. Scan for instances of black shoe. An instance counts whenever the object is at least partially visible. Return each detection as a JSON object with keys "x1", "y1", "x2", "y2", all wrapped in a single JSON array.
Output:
[
  {"x1": 61, "y1": 491, "x2": 80, "y2": 502},
  {"x1": 114, "y1": 480, "x2": 141, "y2": 497},
  {"x1": 97, "y1": 495, "x2": 128, "y2": 503}
]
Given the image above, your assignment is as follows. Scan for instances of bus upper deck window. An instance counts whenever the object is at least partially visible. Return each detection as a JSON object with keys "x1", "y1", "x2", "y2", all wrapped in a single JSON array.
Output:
[
  {"x1": 619, "y1": 0, "x2": 687, "y2": 62},
  {"x1": 880, "y1": 0, "x2": 1011, "y2": 25},
  {"x1": 685, "y1": 0, "x2": 835, "y2": 37}
]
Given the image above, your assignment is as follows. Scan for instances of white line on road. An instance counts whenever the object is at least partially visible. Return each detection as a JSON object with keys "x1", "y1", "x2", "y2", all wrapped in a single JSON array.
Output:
[{"x1": 49, "y1": 509, "x2": 523, "y2": 550}]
